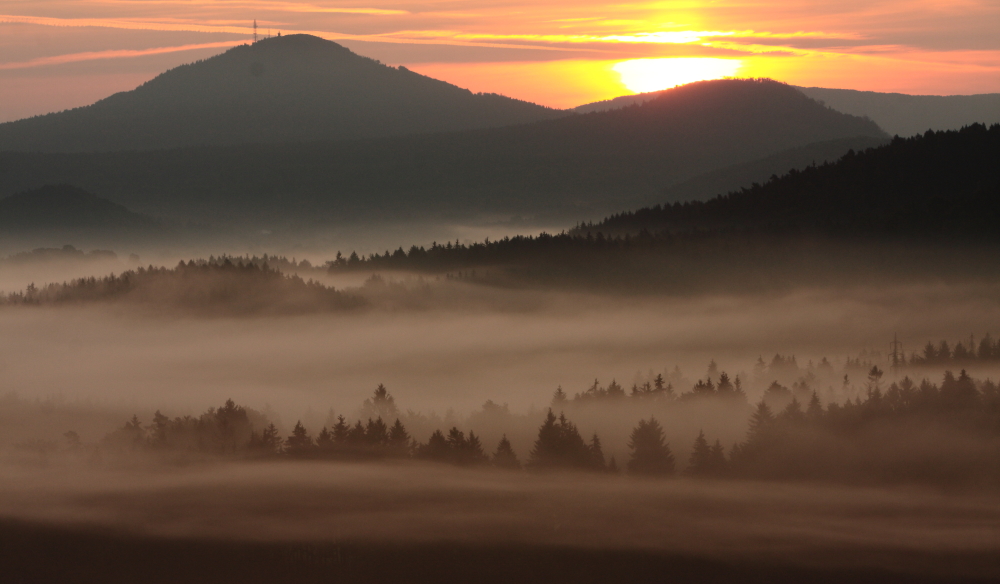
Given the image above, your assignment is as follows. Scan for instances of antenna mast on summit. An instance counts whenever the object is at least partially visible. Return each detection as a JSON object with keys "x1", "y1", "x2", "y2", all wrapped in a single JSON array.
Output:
[{"x1": 253, "y1": 20, "x2": 258, "y2": 44}]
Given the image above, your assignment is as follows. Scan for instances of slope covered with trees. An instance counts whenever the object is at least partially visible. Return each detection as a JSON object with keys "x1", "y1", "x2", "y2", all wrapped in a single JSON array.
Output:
[
  {"x1": 0, "y1": 79, "x2": 886, "y2": 223},
  {"x1": 0, "y1": 34, "x2": 564, "y2": 153},
  {"x1": 2, "y1": 258, "x2": 363, "y2": 315},
  {"x1": 578, "y1": 123, "x2": 1000, "y2": 238}
]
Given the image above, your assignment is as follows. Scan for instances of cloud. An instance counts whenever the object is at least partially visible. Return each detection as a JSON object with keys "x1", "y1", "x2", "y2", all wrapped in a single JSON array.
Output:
[{"x1": 0, "y1": 41, "x2": 244, "y2": 71}]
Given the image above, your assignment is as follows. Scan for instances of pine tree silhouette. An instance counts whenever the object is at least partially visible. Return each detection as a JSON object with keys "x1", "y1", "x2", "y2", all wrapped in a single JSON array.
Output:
[{"x1": 626, "y1": 417, "x2": 675, "y2": 476}]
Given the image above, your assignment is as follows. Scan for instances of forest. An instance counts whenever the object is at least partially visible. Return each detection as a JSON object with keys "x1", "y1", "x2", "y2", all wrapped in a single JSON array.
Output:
[
  {"x1": 0, "y1": 258, "x2": 363, "y2": 315},
  {"x1": 67, "y1": 360, "x2": 998, "y2": 487}
]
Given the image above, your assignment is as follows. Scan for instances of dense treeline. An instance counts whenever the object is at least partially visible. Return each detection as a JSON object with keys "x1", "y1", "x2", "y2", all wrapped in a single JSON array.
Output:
[
  {"x1": 577, "y1": 124, "x2": 1000, "y2": 238},
  {"x1": 95, "y1": 368, "x2": 1000, "y2": 485},
  {"x1": 906, "y1": 334, "x2": 1000, "y2": 366},
  {"x1": 1, "y1": 258, "x2": 362, "y2": 314},
  {"x1": 314, "y1": 125, "x2": 1000, "y2": 291}
]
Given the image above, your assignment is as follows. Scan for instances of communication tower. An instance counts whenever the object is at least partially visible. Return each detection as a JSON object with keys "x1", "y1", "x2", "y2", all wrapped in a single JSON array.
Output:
[{"x1": 253, "y1": 20, "x2": 258, "y2": 43}]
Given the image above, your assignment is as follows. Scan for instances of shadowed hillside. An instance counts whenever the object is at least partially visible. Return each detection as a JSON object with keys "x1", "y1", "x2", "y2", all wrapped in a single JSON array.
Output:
[
  {"x1": 0, "y1": 185, "x2": 158, "y2": 231},
  {"x1": 579, "y1": 123, "x2": 1000, "y2": 238},
  {"x1": 0, "y1": 79, "x2": 887, "y2": 223},
  {"x1": 324, "y1": 125, "x2": 1000, "y2": 292},
  {"x1": 575, "y1": 86, "x2": 1000, "y2": 139},
  {"x1": 658, "y1": 135, "x2": 889, "y2": 203},
  {"x1": 0, "y1": 34, "x2": 565, "y2": 153}
]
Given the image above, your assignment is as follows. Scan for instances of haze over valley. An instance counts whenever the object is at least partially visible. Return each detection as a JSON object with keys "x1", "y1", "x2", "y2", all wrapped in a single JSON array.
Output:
[{"x1": 1, "y1": 9, "x2": 999, "y2": 582}]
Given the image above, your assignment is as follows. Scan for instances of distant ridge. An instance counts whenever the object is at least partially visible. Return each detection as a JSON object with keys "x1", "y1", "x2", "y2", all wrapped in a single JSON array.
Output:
[
  {"x1": 0, "y1": 185, "x2": 158, "y2": 231},
  {"x1": 0, "y1": 79, "x2": 887, "y2": 224},
  {"x1": 574, "y1": 85, "x2": 1000, "y2": 138},
  {"x1": 794, "y1": 87, "x2": 1000, "y2": 137},
  {"x1": 0, "y1": 34, "x2": 565, "y2": 153}
]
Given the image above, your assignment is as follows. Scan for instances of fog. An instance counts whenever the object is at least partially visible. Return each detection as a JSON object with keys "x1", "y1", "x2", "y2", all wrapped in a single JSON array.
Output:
[
  {"x1": 4, "y1": 278, "x2": 1000, "y2": 450},
  {"x1": 3, "y1": 257, "x2": 1000, "y2": 580}
]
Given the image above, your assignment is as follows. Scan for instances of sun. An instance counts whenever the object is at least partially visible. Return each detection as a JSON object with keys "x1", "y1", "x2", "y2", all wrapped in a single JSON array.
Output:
[{"x1": 612, "y1": 58, "x2": 743, "y2": 94}]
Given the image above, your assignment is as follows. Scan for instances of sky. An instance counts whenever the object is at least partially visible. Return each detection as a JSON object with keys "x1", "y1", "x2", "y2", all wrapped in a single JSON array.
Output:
[{"x1": 1, "y1": 1, "x2": 998, "y2": 121}]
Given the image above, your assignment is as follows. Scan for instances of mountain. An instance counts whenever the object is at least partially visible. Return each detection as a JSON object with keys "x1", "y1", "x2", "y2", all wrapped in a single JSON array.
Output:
[
  {"x1": 0, "y1": 34, "x2": 565, "y2": 153},
  {"x1": 0, "y1": 79, "x2": 886, "y2": 225},
  {"x1": 0, "y1": 185, "x2": 158, "y2": 231},
  {"x1": 794, "y1": 87, "x2": 1000, "y2": 138},
  {"x1": 575, "y1": 86, "x2": 1000, "y2": 139},
  {"x1": 659, "y1": 135, "x2": 889, "y2": 203}
]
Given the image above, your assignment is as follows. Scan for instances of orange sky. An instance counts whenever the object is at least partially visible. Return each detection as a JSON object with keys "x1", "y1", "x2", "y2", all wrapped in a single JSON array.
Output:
[{"x1": 1, "y1": 1, "x2": 998, "y2": 121}]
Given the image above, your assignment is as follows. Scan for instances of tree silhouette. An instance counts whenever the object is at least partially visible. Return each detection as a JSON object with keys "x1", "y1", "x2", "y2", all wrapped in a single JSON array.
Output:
[
  {"x1": 626, "y1": 417, "x2": 675, "y2": 476},
  {"x1": 527, "y1": 410, "x2": 598, "y2": 471},
  {"x1": 285, "y1": 421, "x2": 313, "y2": 454},
  {"x1": 360, "y1": 384, "x2": 398, "y2": 421},
  {"x1": 687, "y1": 430, "x2": 712, "y2": 476},
  {"x1": 492, "y1": 435, "x2": 521, "y2": 469},
  {"x1": 419, "y1": 430, "x2": 450, "y2": 462}
]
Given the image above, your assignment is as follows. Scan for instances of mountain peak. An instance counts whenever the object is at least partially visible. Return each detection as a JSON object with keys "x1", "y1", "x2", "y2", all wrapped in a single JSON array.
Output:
[{"x1": 0, "y1": 38, "x2": 565, "y2": 153}]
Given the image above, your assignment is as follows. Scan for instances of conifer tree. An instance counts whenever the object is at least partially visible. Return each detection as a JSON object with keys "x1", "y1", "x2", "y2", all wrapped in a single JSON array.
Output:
[
  {"x1": 708, "y1": 440, "x2": 726, "y2": 475},
  {"x1": 492, "y1": 435, "x2": 521, "y2": 469},
  {"x1": 316, "y1": 427, "x2": 334, "y2": 450},
  {"x1": 806, "y1": 391, "x2": 824, "y2": 419},
  {"x1": 331, "y1": 415, "x2": 350, "y2": 443},
  {"x1": 466, "y1": 431, "x2": 488, "y2": 465},
  {"x1": 746, "y1": 401, "x2": 775, "y2": 443},
  {"x1": 687, "y1": 430, "x2": 712, "y2": 475},
  {"x1": 551, "y1": 386, "x2": 567, "y2": 406},
  {"x1": 285, "y1": 421, "x2": 313, "y2": 454},
  {"x1": 365, "y1": 417, "x2": 389, "y2": 446},
  {"x1": 388, "y1": 419, "x2": 410, "y2": 456},
  {"x1": 589, "y1": 433, "x2": 606, "y2": 470},
  {"x1": 626, "y1": 417, "x2": 675, "y2": 476},
  {"x1": 419, "y1": 430, "x2": 450, "y2": 461}
]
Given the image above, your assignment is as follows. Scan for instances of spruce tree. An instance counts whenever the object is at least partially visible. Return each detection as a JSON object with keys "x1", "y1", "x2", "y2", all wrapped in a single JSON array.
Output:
[
  {"x1": 626, "y1": 417, "x2": 675, "y2": 476},
  {"x1": 686, "y1": 430, "x2": 711, "y2": 476},
  {"x1": 492, "y1": 435, "x2": 521, "y2": 469},
  {"x1": 285, "y1": 421, "x2": 313, "y2": 454}
]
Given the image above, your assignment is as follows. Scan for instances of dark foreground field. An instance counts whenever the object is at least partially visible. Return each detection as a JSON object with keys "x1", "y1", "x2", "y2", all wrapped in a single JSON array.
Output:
[
  {"x1": 2, "y1": 518, "x2": 997, "y2": 584},
  {"x1": 1, "y1": 463, "x2": 998, "y2": 583}
]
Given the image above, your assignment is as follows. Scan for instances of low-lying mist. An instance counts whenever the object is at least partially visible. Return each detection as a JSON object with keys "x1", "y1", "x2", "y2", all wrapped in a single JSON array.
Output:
[{"x1": 4, "y1": 280, "x2": 1000, "y2": 446}]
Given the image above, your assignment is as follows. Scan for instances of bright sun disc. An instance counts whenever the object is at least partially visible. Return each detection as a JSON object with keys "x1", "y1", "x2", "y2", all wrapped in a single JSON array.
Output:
[{"x1": 613, "y1": 58, "x2": 742, "y2": 93}]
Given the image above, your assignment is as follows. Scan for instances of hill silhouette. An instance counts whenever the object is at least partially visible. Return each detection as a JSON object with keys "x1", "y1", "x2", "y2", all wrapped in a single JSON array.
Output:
[
  {"x1": 796, "y1": 87, "x2": 1000, "y2": 137},
  {"x1": 0, "y1": 79, "x2": 886, "y2": 223},
  {"x1": 577, "y1": 124, "x2": 1000, "y2": 238},
  {"x1": 659, "y1": 135, "x2": 889, "y2": 203},
  {"x1": 0, "y1": 34, "x2": 565, "y2": 153},
  {"x1": 0, "y1": 185, "x2": 158, "y2": 231},
  {"x1": 575, "y1": 86, "x2": 1000, "y2": 139},
  {"x1": 327, "y1": 125, "x2": 1000, "y2": 292}
]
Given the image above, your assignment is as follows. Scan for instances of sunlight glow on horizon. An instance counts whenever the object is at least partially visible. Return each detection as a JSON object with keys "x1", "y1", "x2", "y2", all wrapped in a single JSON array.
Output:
[
  {"x1": 613, "y1": 58, "x2": 743, "y2": 94},
  {"x1": 1, "y1": 0, "x2": 998, "y2": 120}
]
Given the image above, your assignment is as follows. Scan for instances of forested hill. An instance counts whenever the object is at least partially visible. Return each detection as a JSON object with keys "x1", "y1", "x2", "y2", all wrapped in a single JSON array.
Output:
[
  {"x1": 576, "y1": 124, "x2": 1000, "y2": 239},
  {"x1": 326, "y1": 125, "x2": 1000, "y2": 292},
  {"x1": 0, "y1": 79, "x2": 886, "y2": 223},
  {"x1": 0, "y1": 34, "x2": 564, "y2": 153}
]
